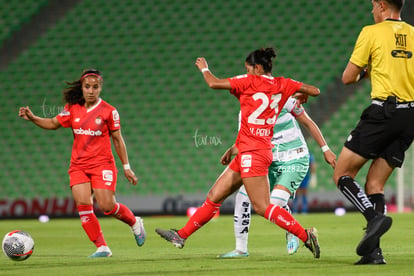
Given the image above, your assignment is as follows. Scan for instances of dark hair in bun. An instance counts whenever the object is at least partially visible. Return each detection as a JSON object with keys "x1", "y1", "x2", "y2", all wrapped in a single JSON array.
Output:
[{"x1": 245, "y1": 47, "x2": 277, "y2": 73}]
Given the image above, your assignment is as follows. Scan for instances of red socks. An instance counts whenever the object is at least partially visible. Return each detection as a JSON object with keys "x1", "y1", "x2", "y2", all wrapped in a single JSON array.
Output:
[
  {"x1": 77, "y1": 205, "x2": 106, "y2": 247},
  {"x1": 172, "y1": 201, "x2": 307, "y2": 243},
  {"x1": 178, "y1": 198, "x2": 221, "y2": 239},
  {"x1": 77, "y1": 203, "x2": 136, "y2": 248},
  {"x1": 264, "y1": 204, "x2": 308, "y2": 242},
  {"x1": 104, "y1": 203, "x2": 136, "y2": 226},
  {"x1": 176, "y1": 201, "x2": 307, "y2": 242}
]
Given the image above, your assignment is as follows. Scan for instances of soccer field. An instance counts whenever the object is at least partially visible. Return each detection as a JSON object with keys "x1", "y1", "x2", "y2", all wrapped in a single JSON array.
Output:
[{"x1": 1, "y1": 213, "x2": 413, "y2": 276}]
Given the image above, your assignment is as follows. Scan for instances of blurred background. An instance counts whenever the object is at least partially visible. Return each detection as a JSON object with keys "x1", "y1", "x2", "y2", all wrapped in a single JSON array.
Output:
[{"x1": 1, "y1": 0, "x2": 413, "y2": 218}]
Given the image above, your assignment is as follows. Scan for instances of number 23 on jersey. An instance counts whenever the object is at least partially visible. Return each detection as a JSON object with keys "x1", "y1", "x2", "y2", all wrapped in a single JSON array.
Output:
[{"x1": 248, "y1": 92, "x2": 282, "y2": 125}]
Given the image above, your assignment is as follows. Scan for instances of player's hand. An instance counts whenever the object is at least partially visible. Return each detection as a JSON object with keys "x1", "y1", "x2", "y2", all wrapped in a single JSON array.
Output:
[
  {"x1": 293, "y1": 93, "x2": 309, "y2": 104},
  {"x1": 220, "y1": 149, "x2": 232, "y2": 165},
  {"x1": 195, "y1": 57, "x2": 209, "y2": 72},
  {"x1": 324, "y1": 150, "x2": 336, "y2": 169},
  {"x1": 18, "y1": 106, "x2": 35, "y2": 121},
  {"x1": 124, "y1": 169, "x2": 138, "y2": 185},
  {"x1": 220, "y1": 146, "x2": 238, "y2": 165}
]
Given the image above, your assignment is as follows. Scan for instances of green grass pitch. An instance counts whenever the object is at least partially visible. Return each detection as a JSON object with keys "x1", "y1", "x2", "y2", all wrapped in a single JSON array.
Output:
[{"x1": 1, "y1": 212, "x2": 413, "y2": 275}]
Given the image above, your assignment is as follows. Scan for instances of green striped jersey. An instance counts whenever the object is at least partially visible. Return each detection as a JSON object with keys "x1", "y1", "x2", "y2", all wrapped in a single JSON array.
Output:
[{"x1": 271, "y1": 97, "x2": 309, "y2": 158}]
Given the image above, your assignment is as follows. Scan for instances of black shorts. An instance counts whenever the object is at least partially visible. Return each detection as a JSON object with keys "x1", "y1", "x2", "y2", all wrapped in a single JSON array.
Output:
[{"x1": 344, "y1": 98, "x2": 414, "y2": 168}]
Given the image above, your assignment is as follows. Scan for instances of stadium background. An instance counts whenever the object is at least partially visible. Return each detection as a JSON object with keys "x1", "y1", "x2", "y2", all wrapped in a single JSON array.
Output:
[{"x1": 0, "y1": 0, "x2": 413, "y2": 218}]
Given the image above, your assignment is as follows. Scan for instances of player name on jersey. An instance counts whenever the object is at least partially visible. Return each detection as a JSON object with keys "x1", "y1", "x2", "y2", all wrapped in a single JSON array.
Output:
[{"x1": 249, "y1": 127, "x2": 271, "y2": 137}]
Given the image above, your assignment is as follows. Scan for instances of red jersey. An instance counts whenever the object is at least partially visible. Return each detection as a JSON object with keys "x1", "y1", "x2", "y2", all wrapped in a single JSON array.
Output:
[
  {"x1": 56, "y1": 98, "x2": 120, "y2": 170},
  {"x1": 228, "y1": 74, "x2": 302, "y2": 153}
]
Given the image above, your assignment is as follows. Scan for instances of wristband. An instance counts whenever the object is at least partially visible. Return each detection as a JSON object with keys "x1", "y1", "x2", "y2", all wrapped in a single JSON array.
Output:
[
  {"x1": 201, "y1": 68, "x2": 210, "y2": 73},
  {"x1": 123, "y1": 164, "x2": 131, "y2": 170},
  {"x1": 321, "y1": 145, "x2": 330, "y2": 153},
  {"x1": 357, "y1": 69, "x2": 367, "y2": 82}
]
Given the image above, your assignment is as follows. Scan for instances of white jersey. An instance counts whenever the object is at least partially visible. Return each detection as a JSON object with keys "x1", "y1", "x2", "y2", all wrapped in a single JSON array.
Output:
[{"x1": 271, "y1": 97, "x2": 309, "y2": 162}]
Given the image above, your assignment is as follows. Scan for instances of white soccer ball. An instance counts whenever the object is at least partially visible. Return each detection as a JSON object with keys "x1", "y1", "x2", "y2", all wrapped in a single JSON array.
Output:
[{"x1": 2, "y1": 230, "x2": 34, "y2": 261}]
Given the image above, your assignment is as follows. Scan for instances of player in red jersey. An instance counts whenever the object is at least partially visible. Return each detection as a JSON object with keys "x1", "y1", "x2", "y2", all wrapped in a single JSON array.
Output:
[
  {"x1": 18, "y1": 69, "x2": 146, "y2": 258},
  {"x1": 156, "y1": 48, "x2": 322, "y2": 258}
]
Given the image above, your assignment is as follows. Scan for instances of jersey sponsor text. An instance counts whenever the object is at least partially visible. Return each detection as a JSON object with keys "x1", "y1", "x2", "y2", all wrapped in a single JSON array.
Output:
[{"x1": 73, "y1": 128, "x2": 103, "y2": 136}]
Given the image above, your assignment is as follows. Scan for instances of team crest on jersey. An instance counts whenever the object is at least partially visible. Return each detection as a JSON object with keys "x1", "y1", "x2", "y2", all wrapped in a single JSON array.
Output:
[
  {"x1": 95, "y1": 116, "x2": 102, "y2": 125},
  {"x1": 241, "y1": 154, "x2": 252, "y2": 168},
  {"x1": 59, "y1": 110, "x2": 70, "y2": 116},
  {"x1": 241, "y1": 154, "x2": 252, "y2": 173},
  {"x1": 102, "y1": 170, "x2": 113, "y2": 182}
]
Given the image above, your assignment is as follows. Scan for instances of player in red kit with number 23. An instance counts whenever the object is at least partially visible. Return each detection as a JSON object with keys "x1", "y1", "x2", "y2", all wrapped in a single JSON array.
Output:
[{"x1": 156, "y1": 48, "x2": 322, "y2": 258}]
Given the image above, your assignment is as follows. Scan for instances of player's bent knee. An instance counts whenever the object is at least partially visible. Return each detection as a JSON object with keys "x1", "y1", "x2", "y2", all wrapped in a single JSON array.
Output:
[
  {"x1": 101, "y1": 203, "x2": 118, "y2": 215},
  {"x1": 251, "y1": 203, "x2": 266, "y2": 216}
]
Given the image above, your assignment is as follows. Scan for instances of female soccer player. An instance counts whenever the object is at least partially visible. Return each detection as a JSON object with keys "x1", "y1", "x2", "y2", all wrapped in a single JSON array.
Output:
[
  {"x1": 18, "y1": 69, "x2": 146, "y2": 258},
  {"x1": 218, "y1": 99, "x2": 336, "y2": 258},
  {"x1": 156, "y1": 48, "x2": 321, "y2": 258}
]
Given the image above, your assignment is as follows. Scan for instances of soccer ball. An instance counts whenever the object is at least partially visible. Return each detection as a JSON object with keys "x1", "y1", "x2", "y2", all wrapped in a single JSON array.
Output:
[{"x1": 2, "y1": 230, "x2": 34, "y2": 261}]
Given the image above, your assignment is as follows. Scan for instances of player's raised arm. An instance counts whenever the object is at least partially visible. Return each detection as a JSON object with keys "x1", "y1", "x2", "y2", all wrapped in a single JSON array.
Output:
[
  {"x1": 18, "y1": 106, "x2": 61, "y2": 130},
  {"x1": 195, "y1": 57, "x2": 231, "y2": 90},
  {"x1": 293, "y1": 83, "x2": 320, "y2": 104},
  {"x1": 298, "y1": 83, "x2": 320, "y2": 97}
]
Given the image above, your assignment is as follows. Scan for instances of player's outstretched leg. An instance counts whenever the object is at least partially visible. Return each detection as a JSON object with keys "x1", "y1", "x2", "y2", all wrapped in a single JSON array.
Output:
[
  {"x1": 156, "y1": 198, "x2": 220, "y2": 249},
  {"x1": 303, "y1": 227, "x2": 320, "y2": 259},
  {"x1": 264, "y1": 204, "x2": 320, "y2": 258},
  {"x1": 155, "y1": 228, "x2": 186, "y2": 248}
]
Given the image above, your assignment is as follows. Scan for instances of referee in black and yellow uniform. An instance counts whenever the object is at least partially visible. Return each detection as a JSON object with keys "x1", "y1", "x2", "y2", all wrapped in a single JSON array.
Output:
[{"x1": 333, "y1": 0, "x2": 414, "y2": 265}]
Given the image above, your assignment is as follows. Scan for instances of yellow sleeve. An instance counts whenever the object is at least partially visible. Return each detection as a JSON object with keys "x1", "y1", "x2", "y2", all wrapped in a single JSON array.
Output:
[{"x1": 349, "y1": 26, "x2": 371, "y2": 68}]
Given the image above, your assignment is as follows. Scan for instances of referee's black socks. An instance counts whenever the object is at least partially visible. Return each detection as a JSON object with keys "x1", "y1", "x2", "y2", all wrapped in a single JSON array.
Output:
[
  {"x1": 337, "y1": 176, "x2": 378, "y2": 221},
  {"x1": 368, "y1": 193, "x2": 386, "y2": 214},
  {"x1": 367, "y1": 193, "x2": 386, "y2": 249}
]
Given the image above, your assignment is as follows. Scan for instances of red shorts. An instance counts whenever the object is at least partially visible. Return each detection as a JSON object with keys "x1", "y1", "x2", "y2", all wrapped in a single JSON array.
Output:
[
  {"x1": 69, "y1": 164, "x2": 118, "y2": 191},
  {"x1": 229, "y1": 149, "x2": 273, "y2": 178}
]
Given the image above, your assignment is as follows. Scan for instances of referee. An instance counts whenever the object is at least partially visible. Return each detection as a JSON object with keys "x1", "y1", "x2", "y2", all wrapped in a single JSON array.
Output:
[{"x1": 333, "y1": 0, "x2": 414, "y2": 265}]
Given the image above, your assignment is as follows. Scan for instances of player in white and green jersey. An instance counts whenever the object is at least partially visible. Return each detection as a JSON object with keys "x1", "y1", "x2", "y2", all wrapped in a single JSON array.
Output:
[{"x1": 218, "y1": 97, "x2": 336, "y2": 258}]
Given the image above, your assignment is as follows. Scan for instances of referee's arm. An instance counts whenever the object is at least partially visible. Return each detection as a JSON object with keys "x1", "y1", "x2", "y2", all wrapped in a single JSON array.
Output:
[{"x1": 342, "y1": 61, "x2": 367, "y2": 84}]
